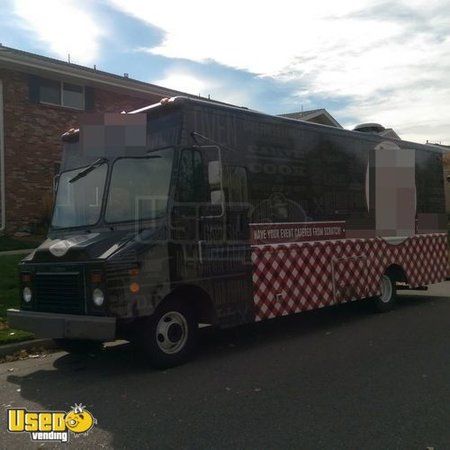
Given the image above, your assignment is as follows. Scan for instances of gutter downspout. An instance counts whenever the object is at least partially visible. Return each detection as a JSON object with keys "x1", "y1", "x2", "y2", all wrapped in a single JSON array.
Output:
[{"x1": 0, "y1": 80, "x2": 5, "y2": 232}]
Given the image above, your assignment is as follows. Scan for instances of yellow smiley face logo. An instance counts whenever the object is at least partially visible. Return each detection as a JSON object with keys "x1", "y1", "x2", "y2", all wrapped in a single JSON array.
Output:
[{"x1": 65, "y1": 409, "x2": 95, "y2": 434}]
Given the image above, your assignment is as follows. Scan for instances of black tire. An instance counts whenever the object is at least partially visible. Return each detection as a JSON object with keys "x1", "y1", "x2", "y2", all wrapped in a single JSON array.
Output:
[
  {"x1": 54, "y1": 339, "x2": 103, "y2": 354},
  {"x1": 373, "y1": 273, "x2": 397, "y2": 312},
  {"x1": 138, "y1": 298, "x2": 198, "y2": 369}
]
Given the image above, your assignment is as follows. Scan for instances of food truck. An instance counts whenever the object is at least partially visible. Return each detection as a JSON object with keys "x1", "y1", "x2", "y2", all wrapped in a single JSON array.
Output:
[{"x1": 8, "y1": 96, "x2": 449, "y2": 368}]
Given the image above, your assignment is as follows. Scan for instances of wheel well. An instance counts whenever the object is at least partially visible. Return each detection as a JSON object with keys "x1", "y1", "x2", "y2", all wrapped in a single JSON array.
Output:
[
  {"x1": 385, "y1": 264, "x2": 407, "y2": 283},
  {"x1": 169, "y1": 285, "x2": 215, "y2": 325}
]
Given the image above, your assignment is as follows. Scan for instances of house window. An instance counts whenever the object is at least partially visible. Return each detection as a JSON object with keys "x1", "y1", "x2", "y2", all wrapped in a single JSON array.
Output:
[
  {"x1": 62, "y1": 83, "x2": 84, "y2": 109},
  {"x1": 39, "y1": 79, "x2": 61, "y2": 105},
  {"x1": 38, "y1": 79, "x2": 84, "y2": 110}
]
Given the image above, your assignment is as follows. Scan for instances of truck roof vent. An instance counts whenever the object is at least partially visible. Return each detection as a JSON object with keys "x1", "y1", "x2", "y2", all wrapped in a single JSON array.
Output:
[{"x1": 353, "y1": 123, "x2": 386, "y2": 134}]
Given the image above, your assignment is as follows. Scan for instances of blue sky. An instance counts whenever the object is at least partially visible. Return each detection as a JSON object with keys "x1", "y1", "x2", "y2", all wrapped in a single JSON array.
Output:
[{"x1": 1, "y1": 0, "x2": 449, "y2": 144}]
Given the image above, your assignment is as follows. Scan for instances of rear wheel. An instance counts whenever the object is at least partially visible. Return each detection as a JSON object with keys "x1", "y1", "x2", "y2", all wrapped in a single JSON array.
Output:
[
  {"x1": 139, "y1": 298, "x2": 198, "y2": 369},
  {"x1": 373, "y1": 274, "x2": 397, "y2": 312}
]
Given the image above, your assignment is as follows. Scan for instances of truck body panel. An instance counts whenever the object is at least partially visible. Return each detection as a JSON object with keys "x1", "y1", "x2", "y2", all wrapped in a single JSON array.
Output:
[{"x1": 8, "y1": 97, "x2": 449, "y2": 345}]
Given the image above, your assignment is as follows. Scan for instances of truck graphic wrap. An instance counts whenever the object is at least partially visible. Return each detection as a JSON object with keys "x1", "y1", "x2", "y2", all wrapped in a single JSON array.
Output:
[
  {"x1": 251, "y1": 230, "x2": 448, "y2": 321},
  {"x1": 7, "y1": 96, "x2": 449, "y2": 368}
]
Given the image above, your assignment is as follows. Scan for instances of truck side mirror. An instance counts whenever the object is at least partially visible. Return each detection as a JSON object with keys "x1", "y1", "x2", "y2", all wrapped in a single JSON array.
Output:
[
  {"x1": 210, "y1": 189, "x2": 224, "y2": 205},
  {"x1": 208, "y1": 161, "x2": 222, "y2": 186},
  {"x1": 201, "y1": 156, "x2": 225, "y2": 219}
]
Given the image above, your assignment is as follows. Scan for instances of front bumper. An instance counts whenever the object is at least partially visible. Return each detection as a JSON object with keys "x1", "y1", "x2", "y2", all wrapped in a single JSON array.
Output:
[{"x1": 7, "y1": 309, "x2": 116, "y2": 341}]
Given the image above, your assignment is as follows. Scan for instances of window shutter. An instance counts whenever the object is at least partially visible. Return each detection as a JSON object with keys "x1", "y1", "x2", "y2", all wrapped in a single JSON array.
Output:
[
  {"x1": 84, "y1": 86, "x2": 95, "y2": 111},
  {"x1": 28, "y1": 74, "x2": 40, "y2": 103}
]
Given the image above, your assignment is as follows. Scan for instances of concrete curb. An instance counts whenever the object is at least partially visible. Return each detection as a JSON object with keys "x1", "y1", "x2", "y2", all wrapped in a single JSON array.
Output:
[
  {"x1": 0, "y1": 249, "x2": 34, "y2": 256},
  {"x1": 0, "y1": 338, "x2": 57, "y2": 357}
]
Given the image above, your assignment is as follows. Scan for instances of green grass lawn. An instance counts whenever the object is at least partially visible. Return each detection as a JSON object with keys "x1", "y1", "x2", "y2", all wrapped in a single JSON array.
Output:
[
  {"x1": 0, "y1": 235, "x2": 42, "y2": 252},
  {"x1": 0, "y1": 326, "x2": 34, "y2": 345},
  {"x1": 0, "y1": 254, "x2": 23, "y2": 318},
  {"x1": 0, "y1": 254, "x2": 34, "y2": 344}
]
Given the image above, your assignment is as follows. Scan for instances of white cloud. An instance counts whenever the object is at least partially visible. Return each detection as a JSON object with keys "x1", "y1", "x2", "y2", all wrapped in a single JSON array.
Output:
[
  {"x1": 108, "y1": 0, "x2": 450, "y2": 144},
  {"x1": 13, "y1": 0, "x2": 106, "y2": 65},
  {"x1": 109, "y1": 1, "x2": 377, "y2": 75},
  {"x1": 155, "y1": 73, "x2": 207, "y2": 97},
  {"x1": 154, "y1": 71, "x2": 251, "y2": 106},
  {"x1": 343, "y1": 84, "x2": 450, "y2": 144}
]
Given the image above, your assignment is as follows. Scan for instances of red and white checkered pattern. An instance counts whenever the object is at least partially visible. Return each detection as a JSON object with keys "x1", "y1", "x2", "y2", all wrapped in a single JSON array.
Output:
[{"x1": 252, "y1": 233, "x2": 448, "y2": 321}]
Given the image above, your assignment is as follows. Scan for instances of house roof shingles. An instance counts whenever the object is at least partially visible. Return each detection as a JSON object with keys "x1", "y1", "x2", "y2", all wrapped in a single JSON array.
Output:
[{"x1": 0, "y1": 44, "x2": 201, "y2": 100}]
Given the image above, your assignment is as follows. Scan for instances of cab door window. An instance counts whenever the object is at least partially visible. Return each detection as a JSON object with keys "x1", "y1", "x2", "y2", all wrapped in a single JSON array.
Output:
[
  {"x1": 177, "y1": 150, "x2": 206, "y2": 203},
  {"x1": 173, "y1": 149, "x2": 207, "y2": 241},
  {"x1": 224, "y1": 166, "x2": 248, "y2": 205}
]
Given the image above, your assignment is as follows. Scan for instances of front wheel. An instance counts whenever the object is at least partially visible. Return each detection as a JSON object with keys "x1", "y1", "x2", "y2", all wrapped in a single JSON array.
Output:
[
  {"x1": 373, "y1": 274, "x2": 397, "y2": 312},
  {"x1": 138, "y1": 299, "x2": 198, "y2": 369}
]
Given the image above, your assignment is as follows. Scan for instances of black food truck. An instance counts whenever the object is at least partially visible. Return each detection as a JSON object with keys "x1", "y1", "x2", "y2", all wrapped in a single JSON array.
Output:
[{"x1": 8, "y1": 96, "x2": 449, "y2": 368}]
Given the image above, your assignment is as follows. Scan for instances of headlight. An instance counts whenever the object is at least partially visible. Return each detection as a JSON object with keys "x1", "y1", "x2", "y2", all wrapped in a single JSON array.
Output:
[
  {"x1": 92, "y1": 288, "x2": 104, "y2": 306},
  {"x1": 23, "y1": 287, "x2": 32, "y2": 303}
]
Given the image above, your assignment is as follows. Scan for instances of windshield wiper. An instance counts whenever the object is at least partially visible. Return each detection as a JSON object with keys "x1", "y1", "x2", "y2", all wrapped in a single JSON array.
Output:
[{"x1": 69, "y1": 158, "x2": 107, "y2": 184}]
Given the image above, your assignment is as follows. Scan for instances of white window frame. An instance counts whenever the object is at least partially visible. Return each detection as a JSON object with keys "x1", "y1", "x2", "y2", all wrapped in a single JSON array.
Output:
[{"x1": 39, "y1": 80, "x2": 85, "y2": 110}]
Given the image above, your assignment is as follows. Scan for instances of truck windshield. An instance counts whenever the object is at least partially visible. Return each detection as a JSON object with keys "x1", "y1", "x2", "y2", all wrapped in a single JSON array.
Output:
[
  {"x1": 52, "y1": 162, "x2": 108, "y2": 228},
  {"x1": 105, "y1": 149, "x2": 174, "y2": 223}
]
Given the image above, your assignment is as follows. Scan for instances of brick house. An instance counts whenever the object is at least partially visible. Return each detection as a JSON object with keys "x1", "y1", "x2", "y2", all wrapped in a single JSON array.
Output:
[
  {"x1": 279, "y1": 108, "x2": 342, "y2": 128},
  {"x1": 0, "y1": 45, "x2": 191, "y2": 233}
]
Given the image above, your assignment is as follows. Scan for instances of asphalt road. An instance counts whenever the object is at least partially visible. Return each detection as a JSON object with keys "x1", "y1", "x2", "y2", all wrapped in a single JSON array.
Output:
[{"x1": 1, "y1": 282, "x2": 449, "y2": 450}]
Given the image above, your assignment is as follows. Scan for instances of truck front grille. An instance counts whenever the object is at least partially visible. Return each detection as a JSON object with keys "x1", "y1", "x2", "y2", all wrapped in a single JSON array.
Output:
[{"x1": 35, "y1": 272, "x2": 84, "y2": 315}]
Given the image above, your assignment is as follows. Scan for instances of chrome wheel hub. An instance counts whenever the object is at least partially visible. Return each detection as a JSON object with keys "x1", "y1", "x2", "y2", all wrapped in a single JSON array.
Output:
[
  {"x1": 156, "y1": 311, "x2": 188, "y2": 354},
  {"x1": 380, "y1": 275, "x2": 393, "y2": 303}
]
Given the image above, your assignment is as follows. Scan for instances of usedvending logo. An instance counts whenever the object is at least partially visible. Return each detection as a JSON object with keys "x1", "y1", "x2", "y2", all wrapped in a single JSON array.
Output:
[{"x1": 7, "y1": 403, "x2": 96, "y2": 443}]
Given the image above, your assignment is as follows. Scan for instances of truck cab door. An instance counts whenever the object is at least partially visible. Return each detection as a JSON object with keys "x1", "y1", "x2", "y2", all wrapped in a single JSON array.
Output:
[
  {"x1": 170, "y1": 146, "x2": 253, "y2": 326},
  {"x1": 170, "y1": 148, "x2": 207, "y2": 280},
  {"x1": 198, "y1": 148, "x2": 254, "y2": 326}
]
